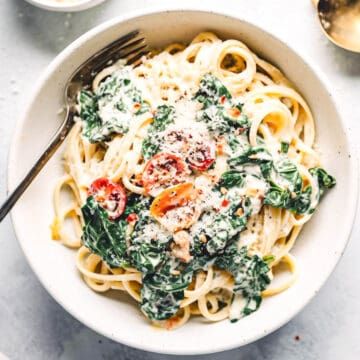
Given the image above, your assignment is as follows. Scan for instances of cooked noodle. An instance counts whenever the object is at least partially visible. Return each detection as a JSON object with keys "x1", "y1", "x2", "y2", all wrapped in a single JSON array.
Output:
[{"x1": 51, "y1": 32, "x2": 334, "y2": 329}]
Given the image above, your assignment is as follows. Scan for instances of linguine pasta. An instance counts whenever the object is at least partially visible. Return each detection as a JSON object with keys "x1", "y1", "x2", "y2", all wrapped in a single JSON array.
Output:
[{"x1": 51, "y1": 32, "x2": 335, "y2": 329}]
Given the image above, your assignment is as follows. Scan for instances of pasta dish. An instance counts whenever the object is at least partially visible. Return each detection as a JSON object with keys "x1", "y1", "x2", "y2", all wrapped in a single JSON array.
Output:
[{"x1": 51, "y1": 32, "x2": 335, "y2": 329}]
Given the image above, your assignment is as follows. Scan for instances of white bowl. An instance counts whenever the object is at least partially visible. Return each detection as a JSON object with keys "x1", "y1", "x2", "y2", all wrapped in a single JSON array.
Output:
[
  {"x1": 24, "y1": 0, "x2": 106, "y2": 12},
  {"x1": 8, "y1": 6, "x2": 358, "y2": 355}
]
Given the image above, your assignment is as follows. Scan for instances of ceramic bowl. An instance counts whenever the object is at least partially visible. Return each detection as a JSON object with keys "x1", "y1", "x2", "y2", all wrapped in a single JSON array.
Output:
[
  {"x1": 8, "y1": 6, "x2": 358, "y2": 355},
  {"x1": 24, "y1": 0, "x2": 106, "y2": 12}
]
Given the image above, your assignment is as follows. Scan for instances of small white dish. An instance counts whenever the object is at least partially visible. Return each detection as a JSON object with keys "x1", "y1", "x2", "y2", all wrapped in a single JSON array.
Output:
[
  {"x1": 8, "y1": 6, "x2": 358, "y2": 355},
  {"x1": 24, "y1": 0, "x2": 106, "y2": 12}
]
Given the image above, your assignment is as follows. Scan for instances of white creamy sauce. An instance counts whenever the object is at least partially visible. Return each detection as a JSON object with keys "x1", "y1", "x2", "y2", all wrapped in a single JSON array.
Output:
[
  {"x1": 224, "y1": 132, "x2": 250, "y2": 157},
  {"x1": 238, "y1": 229, "x2": 258, "y2": 248},
  {"x1": 194, "y1": 175, "x2": 222, "y2": 211},
  {"x1": 160, "y1": 204, "x2": 199, "y2": 232},
  {"x1": 190, "y1": 212, "x2": 213, "y2": 238},
  {"x1": 210, "y1": 154, "x2": 228, "y2": 179},
  {"x1": 96, "y1": 67, "x2": 151, "y2": 135},
  {"x1": 134, "y1": 211, "x2": 171, "y2": 244},
  {"x1": 229, "y1": 294, "x2": 246, "y2": 321},
  {"x1": 271, "y1": 170, "x2": 292, "y2": 190},
  {"x1": 244, "y1": 174, "x2": 269, "y2": 214}
]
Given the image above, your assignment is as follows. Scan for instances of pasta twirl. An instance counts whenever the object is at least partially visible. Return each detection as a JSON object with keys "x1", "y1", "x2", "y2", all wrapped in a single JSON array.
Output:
[{"x1": 52, "y1": 32, "x2": 335, "y2": 329}]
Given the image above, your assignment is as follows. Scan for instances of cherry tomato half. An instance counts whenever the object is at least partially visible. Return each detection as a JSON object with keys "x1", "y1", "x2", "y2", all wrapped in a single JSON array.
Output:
[
  {"x1": 142, "y1": 153, "x2": 190, "y2": 197},
  {"x1": 150, "y1": 182, "x2": 200, "y2": 232},
  {"x1": 164, "y1": 129, "x2": 215, "y2": 172},
  {"x1": 88, "y1": 178, "x2": 126, "y2": 220},
  {"x1": 186, "y1": 140, "x2": 215, "y2": 171}
]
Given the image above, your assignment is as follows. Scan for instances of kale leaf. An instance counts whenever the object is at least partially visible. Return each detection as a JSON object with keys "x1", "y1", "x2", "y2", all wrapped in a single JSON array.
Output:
[
  {"x1": 197, "y1": 106, "x2": 233, "y2": 133},
  {"x1": 140, "y1": 258, "x2": 193, "y2": 320},
  {"x1": 123, "y1": 193, "x2": 151, "y2": 217},
  {"x1": 194, "y1": 73, "x2": 232, "y2": 108},
  {"x1": 303, "y1": 167, "x2": 336, "y2": 212},
  {"x1": 130, "y1": 242, "x2": 166, "y2": 273},
  {"x1": 274, "y1": 157, "x2": 303, "y2": 193},
  {"x1": 141, "y1": 105, "x2": 176, "y2": 160},
  {"x1": 128, "y1": 201, "x2": 172, "y2": 273},
  {"x1": 228, "y1": 149, "x2": 334, "y2": 215},
  {"x1": 79, "y1": 90, "x2": 102, "y2": 142},
  {"x1": 291, "y1": 185, "x2": 312, "y2": 214},
  {"x1": 228, "y1": 147, "x2": 273, "y2": 167},
  {"x1": 81, "y1": 196, "x2": 129, "y2": 268},
  {"x1": 151, "y1": 105, "x2": 176, "y2": 131},
  {"x1": 263, "y1": 156, "x2": 312, "y2": 214},
  {"x1": 79, "y1": 71, "x2": 150, "y2": 143},
  {"x1": 309, "y1": 167, "x2": 336, "y2": 193},
  {"x1": 194, "y1": 74, "x2": 249, "y2": 133},
  {"x1": 280, "y1": 141, "x2": 290, "y2": 154},
  {"x1": 264, "y1": 180, "x2": 291, "y2": 208},
  {"x1": 228, "y1": 146, "x2": 273, "y2": 178},
  {"x1": 264, "y1": 179, "x2": 312, "y2": 215},
  {"x1": 141, "y1": 138, "x2": 160, "y2": 161},
  {"x1": 193, "y1": 195, "x2": 252, "y2": 256},
  {"x1": 215, "y1": 244, "x2": 270, "y2": 319},
  {"x1": 217, "y1": 170, "x2": 246, "y2": 189}
]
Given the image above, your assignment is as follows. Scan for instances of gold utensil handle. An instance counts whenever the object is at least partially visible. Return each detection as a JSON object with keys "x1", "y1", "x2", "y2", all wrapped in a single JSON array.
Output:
[{"x1": 311, "y1": 0, "x2": 319, "y2": 6}]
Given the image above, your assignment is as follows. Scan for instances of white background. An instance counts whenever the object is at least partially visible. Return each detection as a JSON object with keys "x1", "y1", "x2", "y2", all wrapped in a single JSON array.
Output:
[{"x1": 0, "y1": 0, "x2": 359, "y2": 359}]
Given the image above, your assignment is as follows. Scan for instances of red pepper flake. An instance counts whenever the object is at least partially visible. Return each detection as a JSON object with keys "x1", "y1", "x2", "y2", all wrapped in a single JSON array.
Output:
[
  {"x1": 221, "y1": 199, "x2": 230, "y2": 207},
  {"x1": 126, "y1": 213, "x2": 138, "y2": 224},
  {"x1": 219, "y1": 95, "x2": 226, "y2": 104},
  {"x1": 133, "y1": 103, "x2": 141, "y2": 112}
]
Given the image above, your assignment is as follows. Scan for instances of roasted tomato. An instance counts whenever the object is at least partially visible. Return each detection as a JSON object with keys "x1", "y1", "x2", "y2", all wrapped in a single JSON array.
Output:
[
  {"x1": 150, "y1": 182, "x2": 200, "y2": 232},
  {"x1": 164, "y1": 129, "x2": 216, "y2": 172},
  {"x1": 142, "y1": 153, "x2": 190, "y2": 197},
  {"x1": 88, "y1": 178, "x2": 126, "y2": 220},
  {"x1": 186, "y1": 140, "x2": 215, "y2": 171}
]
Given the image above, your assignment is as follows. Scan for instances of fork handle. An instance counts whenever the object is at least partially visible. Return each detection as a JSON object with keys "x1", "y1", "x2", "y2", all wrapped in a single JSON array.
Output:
[{"x1": 0, "y1": 111, "x2": 76, "y2": 222}]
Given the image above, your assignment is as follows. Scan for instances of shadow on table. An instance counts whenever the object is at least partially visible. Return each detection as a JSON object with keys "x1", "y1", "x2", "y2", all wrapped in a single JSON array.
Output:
[
  {"x1": 55, "y1": 319, "x2": 298, "y2": 360},
  {"x1": 324, "y1": 42, "x2": 360, "y2": 76},
  {"x1": 8, "y1": 0, "x2": 112, "y2": 54}
]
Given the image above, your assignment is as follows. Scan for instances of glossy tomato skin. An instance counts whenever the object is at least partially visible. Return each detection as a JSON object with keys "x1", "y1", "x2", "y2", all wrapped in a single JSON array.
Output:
[
  {"x1": 142, "y1": 153, "x2": 190, "y2": 197},
  {"x1": 150, "y1": 182, "x2": 200, "y2": 232},
  {"x1": 88, "y1": 178, "x2": 126, "y2": 220}
]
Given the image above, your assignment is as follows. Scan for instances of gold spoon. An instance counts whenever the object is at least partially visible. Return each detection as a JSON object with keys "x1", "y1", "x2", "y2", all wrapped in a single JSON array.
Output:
[{"x1": 312, "y1": 0, "x2": 360, "y2": 52}]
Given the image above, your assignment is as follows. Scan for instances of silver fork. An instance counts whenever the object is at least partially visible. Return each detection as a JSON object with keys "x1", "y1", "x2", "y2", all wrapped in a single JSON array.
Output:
[{"x1": 0, "y1": 30, "x2": 148, "y2": 222}]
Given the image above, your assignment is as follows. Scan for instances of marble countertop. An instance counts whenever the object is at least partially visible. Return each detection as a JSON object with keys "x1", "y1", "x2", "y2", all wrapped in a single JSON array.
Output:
[{"x1": 0, "y1": 0, "x2": 359, "y2": 359}]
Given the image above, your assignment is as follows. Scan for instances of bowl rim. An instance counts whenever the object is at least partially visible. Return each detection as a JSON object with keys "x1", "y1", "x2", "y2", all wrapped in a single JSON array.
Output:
[
  {"x1": 24, "y1": 0, "x2": 106, "y2": 12},
  {"x1": 7, "y1": 4, "x2": 359, "y2": 355}
]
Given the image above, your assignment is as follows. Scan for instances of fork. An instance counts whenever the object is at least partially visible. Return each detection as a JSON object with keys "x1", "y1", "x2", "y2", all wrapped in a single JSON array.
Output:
[{"x1": 0, "y1": 30, "x2": 148, "y2": 222}]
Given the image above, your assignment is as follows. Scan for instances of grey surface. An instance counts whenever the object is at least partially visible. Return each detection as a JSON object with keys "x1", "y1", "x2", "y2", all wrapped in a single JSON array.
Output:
[{"x1": 0, "y1": 0, "x2": 359, "y2": 359}]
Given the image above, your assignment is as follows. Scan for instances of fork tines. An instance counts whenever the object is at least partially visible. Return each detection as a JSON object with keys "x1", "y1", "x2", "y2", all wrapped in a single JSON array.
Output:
[{"x1": 90, "y1": 30, "x2": 149, "y2": 74}]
